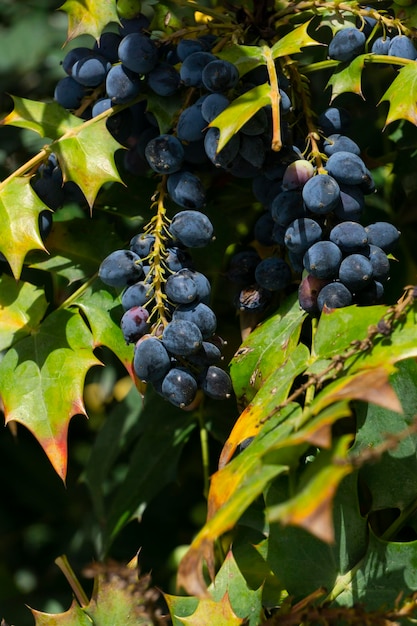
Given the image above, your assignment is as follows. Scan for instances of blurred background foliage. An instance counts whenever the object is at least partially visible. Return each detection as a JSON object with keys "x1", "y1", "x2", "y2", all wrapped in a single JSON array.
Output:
[{"x1": 1, "y1": 1, "x2": 417, "y2": 624}]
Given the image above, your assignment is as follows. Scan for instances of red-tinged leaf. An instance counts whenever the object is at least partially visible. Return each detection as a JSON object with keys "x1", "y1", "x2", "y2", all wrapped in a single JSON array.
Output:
[
  {"x1": 0, "y1": 274, "x2": 48, "y2": 350},
  {"x1": 266, "y1": 435, "x2": 353, "y2": 543},
  {"x1": 271, "y1": 20, "x2": 322, "y2": 59},
  {"x1": 31, "y1": 600, "x2": 91, "y2": 625},
  {"x1": 0, "y1": 309, "x2": 100, "y2": 480},
  {"x1": 59, "y1": 0, "x2": 120, "y2": 41},
  {"x1": 75, "y1": 284, "x2": 136, "y2": 380},
  {"x1": 311, "y1": 367, "x2": 402, "y2": 416},
  {"x1": 209, "y1": 83, "x2": 271, "y2": 152},
  {"x1": 379, "y1": 63, "x2": 417, "y2": 127},
  {"x1": 220, "y1": 342, "x2": 309, "y2": 468},
  {"x1": 1, "y1": 95, "x2": 80, "y2": 139},
  {"x1": 327, "y1": 54, "x2": 367, "y2": 102},
  {"x1": 54, "y1": 117, "x2": 124, "y2": 208},
  {"x1": 0, "y1": 176, "x2": 48, "y2": 278}
]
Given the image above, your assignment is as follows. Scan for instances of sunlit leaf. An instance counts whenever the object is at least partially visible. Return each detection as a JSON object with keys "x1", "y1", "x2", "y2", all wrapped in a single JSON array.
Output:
[
  {"x1": 379, "y1": 62, "x2": 417, "y2": 127},
  {"x1": 0, "y1": 176, "x2": 48, "y2": 278},
  {"x1": 54, "y1": 117, "x2": 124, "y2": 208},
  {"x1": 230, "y1": 293, "x2": 307, "y2": 406},
  {"x1": 0, "y1": 274, "x2": 48, "y2": 350},
  {"x1": 59, "y1": 0, "x2": 120, "y2": 41},
  {"x1": 1, "y1": 95, "x2": 80, "y2": 139},
  {"x1": 31, "y1": 600, "x2": 91, "y2": 625},
  {"x1": 209, "y1": 83, "x2": 271, "y2": 152},
  {"x1": 271, "y1": 21, "x2": 321, "y2": 59},
  {"x1": 0, "y1": 309, "x2": 100, "y2": 480}
]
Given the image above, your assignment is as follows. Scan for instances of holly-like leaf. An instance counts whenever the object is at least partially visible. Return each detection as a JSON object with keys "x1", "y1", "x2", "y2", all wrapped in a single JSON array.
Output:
[
  {"x1": 379, "y1": 62, "x2": 417, "y2": 127},
  {"x1": 230, "y1": 293, "x2": 307, "y2": 406},
  {"x1": 31, "y1": 600, "x2": 91, "y2": 625},
  {"x1": 59, "y1": 0, "x2": 120, "y2": 41},
  {"x1": 29, "y1": 219, "x2": 126, "y2": 284},
  {"x1": 352, "y1": 359, "x2": 417, "y2": 511},
  {"x1": 327, "y1": 54, "x2": 367, "y2": 102},
  {"x1": 168, "y1": 551, "x2": 260, "y2": 625},
  {"x1": 209, "y1": 83, "x2": 271, "y2": 152},
  {"x1": 271, "y1": 20, "x2": 321, "y2": 59},
  {"x1": 53, "y1": 117, "x2": 124, "y2": 208},
  {"x1": 0, "y1": 309, "x2": 100, "y2": 480},
  {"x1": 0, "y1": 274, "x2": 48, "y2": 350},
  {"x1": 1, "y1": 95, "x2": 80, "y2": 139},
  {"x1": 217, "y1": 45, "x2": 265, "y2": 78},
  {"x1": 31, "y1": 555, "x2": 163, "y2": 625},
  {"x1": 0, "y1": 176, "x2": 48, "y2": 278},
  {"x1": 75, "y1": 283, "x2": 135, "y2": 378}
]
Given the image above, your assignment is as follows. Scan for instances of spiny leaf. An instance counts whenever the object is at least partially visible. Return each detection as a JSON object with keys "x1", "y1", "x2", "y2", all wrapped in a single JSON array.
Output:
[
  {"x1": 266, "y1": 435, "x2": 353, "y2": 543},
  {"x1": 31, "y1": 600, "x2": 91, "y2": 625},
  {"x1": 0, "y1": 309, "x2": 100, "y2": 480},
  {"x1": 75, "y1": 283, "x2": 135, "y2": 378},
  {"x1": 170, "y1": 592, "x2": 244, "y2": 626},
  {"x1": 327, "y1": 54, "x2": 367, "y2": 102},
  {"x1": 271, "y1": 20, "x2": 321, "y2": 59},
  {"x1": 209, "y1": 83, "x2": 271, "y2": 152},
  {"x1": 0, "y1": 176, "x2": 48, "y2": 278},
  {"x1": 0, "y1": 274, "x2": 48, "y2": 350},
  {"x1": 1, "y1": 95, "x2": 80, "y2": 139},
  {"x1": 379, "y1": 62, "x2": 417, "y2": 127},
  {"x1": 217, "y1": 45, "x2": 265, "y2": 78},
  {"x1": 59, "y1": 0, "x2": 120, "y2": 42},
  {"x1": 53, "y1": 117, "x2": 124, "y2": 208},
  {"x1": 230, "y1": 293, "x2": 307, "y2": 406}
]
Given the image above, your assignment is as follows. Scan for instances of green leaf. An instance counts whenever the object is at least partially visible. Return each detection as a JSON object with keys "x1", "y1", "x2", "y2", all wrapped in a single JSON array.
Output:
[
  {"x1": 352, "y1": 359, "x2": 417, "y2": 511},
  {"x1": 29, "y1": 219, "x2": 126, "y2": 284},
  {"x1": 0, "y1": 309, "x2": 100, "y2": 480},
  {"x1": 0, "y1": 176, "x2": 48, "y2": 278},
  {"x1": 220, "y1": 343, "x2": 310, "y2": 467},
  {"x1": 271, "y1": 20, "x2": 321, "y2": 59},
  {"x1": 230, "y1": 293, "x2": 307, "y2": 406},
  {"x1": 53, "y1": 117, "x2": 124, "y2": 208},
  {"x1": 379, "y1": 63, "x2": 417, "y2": 127},
  {"x1": 1, "y1": 95, "x2": 80, "y2": 139},
  {"x1": 267, "y1": 472, "x2": 367, "y2": 599},
  {"x1": 102, "y1": 390, "x2": 197, "y2": 551},
  {"x1": 59, "y1": 0, "x2": 120, "y2": 41},
  {"x1": 146, "y1": 91, "x2": 184, "y2": 134},
  {"x1": 31, "y1": 600, "x2": 92, "y2": 625},
  {"x1": 83, "y1": 385, "x2": 145, "y2": 521},
  {"x1": 0, "y1": 274, "x2": 48, "y2": 350},
  {"x1": 327, "y1": 54, "x2": 367, "y2": 102},
  {"x1": 217, "y1": 45, "x2": 265, "y2": 78},
  {"x1": 209, "y1": 83, "x2": 271, "y2": 152},
  {"x1": 75, "y1": 283, "x2": 135, "y2": 377},
  {"x1": 335, "y1": 529, "x2": 417, "y2": 610}
]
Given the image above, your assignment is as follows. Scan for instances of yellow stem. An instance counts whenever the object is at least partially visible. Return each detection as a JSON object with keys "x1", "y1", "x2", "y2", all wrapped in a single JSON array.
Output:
[{"x1": 263, "y1": 46, "x2": 282, "y2": 152}]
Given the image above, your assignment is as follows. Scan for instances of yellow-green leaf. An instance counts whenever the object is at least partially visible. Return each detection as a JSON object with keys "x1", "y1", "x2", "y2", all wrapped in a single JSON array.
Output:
[
  {"x1": 59, "y1": 0, "x2": 120, "y2": 41},
  {"x1": 0, "y1": 309, "x2": 100, "y2": 480},
  {"x1": 0, "y1": 176, "x2": 48, "y2": 278},
  {"x1": 54, "y1": 117, "x2": 124, "y2": 208},
  {"x1": 271, "y1": 20, "x2": 321, "y2": 59},
  {"x1": 0, "y1": 274, "x2": 48, "y2": 350},
  {"x1": 327, "y1": 54, "x2": 367, "y2": 102},
  {"x1": 1, "y1": 95, "x2": 80, "y2": 139},
  {"x1": 209, "y1": 83, "x2": 271, "y2": 152},
  {"x1": 379, "y1": 62, "x2": 417, "y2": 127}
]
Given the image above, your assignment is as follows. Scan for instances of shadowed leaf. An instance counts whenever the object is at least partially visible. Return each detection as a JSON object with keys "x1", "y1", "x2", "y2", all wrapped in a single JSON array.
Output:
[{"x1": 327, "y1": 54, "x2": 367, "y2": 101}]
